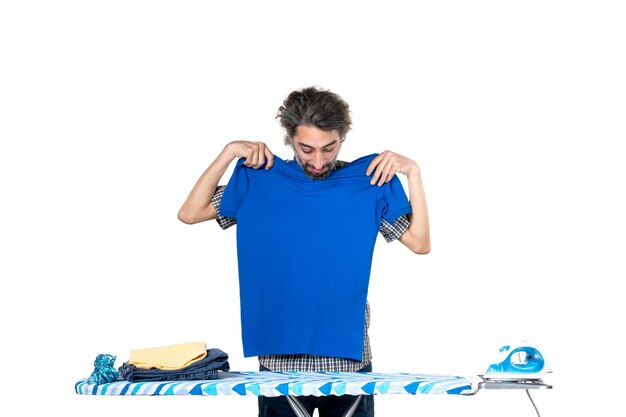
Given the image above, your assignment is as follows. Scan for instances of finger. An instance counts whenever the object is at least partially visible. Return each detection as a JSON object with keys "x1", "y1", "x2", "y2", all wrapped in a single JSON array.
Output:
[
  {"x1": 369, "y1": 167, "x2": 381, "y2": 185},
  {"x1": 380, "y1": 158, "x2": 397, "y2": 186},
  {"x1": 251, "y1": 143, "x2": 264, "y2": 168},
  {"x1": 246, "y1": 147, "x2": 259, "y2": 167},
  {"x1": 256, "y1": 143, "x2": 270, "y2": 169},
  {"x1": 242, "y1": 148, "x2": 252, "y2": 165},
  {"x1": 264, "y1": 147, "x2": 275, "y2": 170},
  {"x1": 371, "y1": 156, "x2": 390, "y2": 185},
  {"x1": 376, "y1": 159, "x2": 392, "y2": 186},
  {"x1": 252, "y1": 146, "x2": 264, "y2": 168},
  {"x1": 366, "y1": 154, "x2": 384, "y2": 176},
  {"x1": 379, "y1": 168, "x2": 394, "y2": 186}
]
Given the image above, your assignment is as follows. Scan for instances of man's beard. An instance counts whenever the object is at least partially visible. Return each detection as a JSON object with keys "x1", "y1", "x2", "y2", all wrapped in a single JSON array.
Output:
[{"x1": 294, "y1": 154, "x2": 336, "y2": 180}]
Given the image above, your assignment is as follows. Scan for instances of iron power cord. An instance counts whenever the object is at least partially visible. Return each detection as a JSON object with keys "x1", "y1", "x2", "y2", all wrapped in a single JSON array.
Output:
[{"x1": 526, "y1": 388, "x2": 541, "y2": 417}]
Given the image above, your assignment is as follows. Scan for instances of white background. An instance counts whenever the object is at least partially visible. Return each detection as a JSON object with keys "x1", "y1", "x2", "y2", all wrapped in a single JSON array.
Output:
[{"x1": 1, "y1": 1, "x2": 624, "y2": 416}]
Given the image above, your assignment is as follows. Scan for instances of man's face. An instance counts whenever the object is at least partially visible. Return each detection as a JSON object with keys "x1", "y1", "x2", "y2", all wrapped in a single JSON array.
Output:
[{"x1": 291, "y1": 125, "x2": 342, "y2": 180}]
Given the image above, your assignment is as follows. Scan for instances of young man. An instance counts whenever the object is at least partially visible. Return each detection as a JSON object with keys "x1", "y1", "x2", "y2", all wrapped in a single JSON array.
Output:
[{"x1": 178, "y1": 86, "x2": 430, "y2": 417}]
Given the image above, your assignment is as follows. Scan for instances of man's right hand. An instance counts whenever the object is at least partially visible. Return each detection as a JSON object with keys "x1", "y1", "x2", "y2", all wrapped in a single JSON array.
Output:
[
  {"x1": 178, "y1": 140, "x2": 275, "y2": 224},
  {"x1": 225, "y1": 140, "x2": 275, "y2": 170}
]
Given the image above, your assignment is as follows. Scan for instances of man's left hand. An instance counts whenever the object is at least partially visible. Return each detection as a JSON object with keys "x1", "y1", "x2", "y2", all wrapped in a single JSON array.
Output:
[{"x1": 366, "y1": 151, "x2": 420, "y2": 186}]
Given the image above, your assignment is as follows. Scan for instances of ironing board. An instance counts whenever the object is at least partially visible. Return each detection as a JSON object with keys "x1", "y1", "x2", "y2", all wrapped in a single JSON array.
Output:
[
  {"x1": 75, "y1": 371, "x2": 474, "y2": 396},
  {"x1": 76, "y1": 371, "x2": 555, "y2": 417},
  {"x1": 76, "y1": 371, "x2": 474, "y2": 417}
]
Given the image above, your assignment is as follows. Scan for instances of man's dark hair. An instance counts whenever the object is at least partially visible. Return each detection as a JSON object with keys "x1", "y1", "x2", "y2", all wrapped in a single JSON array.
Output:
[{"x1": 277, "y1": 86, "x2": 352, "y2": 146}]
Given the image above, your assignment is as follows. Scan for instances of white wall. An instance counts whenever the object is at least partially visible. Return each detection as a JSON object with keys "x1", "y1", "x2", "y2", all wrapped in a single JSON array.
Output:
[{"x1": 1, "y1": 1, "x2": 624, "y2": 416}]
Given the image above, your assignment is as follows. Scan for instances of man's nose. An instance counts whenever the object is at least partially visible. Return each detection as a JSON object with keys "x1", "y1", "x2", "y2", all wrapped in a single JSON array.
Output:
[{"x1": 313, "y1": 153, "x2": 324, "y2": 169}]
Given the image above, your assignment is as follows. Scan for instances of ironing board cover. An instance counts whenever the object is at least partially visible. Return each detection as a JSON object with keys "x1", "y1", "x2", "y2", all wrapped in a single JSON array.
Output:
[{"x1": 75, "y1": 371, "x2": 473, "y2": 396}]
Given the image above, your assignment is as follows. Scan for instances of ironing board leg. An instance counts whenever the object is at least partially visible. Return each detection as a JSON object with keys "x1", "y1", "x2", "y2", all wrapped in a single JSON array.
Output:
[
  {"x1": 285, "y1": 395, "x2": 362, "y2": 417},
  {"x1": 286, "y1": 396, "x2": 311, "y2": 417},
  {"x1": 342, "y1": 395, "x2": 362, "y2": 417}
]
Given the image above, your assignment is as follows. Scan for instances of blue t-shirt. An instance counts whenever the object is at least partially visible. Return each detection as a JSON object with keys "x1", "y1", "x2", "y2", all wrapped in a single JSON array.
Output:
[{"x1": 220, "y1": 153, "x2": 412, "y2": 360}]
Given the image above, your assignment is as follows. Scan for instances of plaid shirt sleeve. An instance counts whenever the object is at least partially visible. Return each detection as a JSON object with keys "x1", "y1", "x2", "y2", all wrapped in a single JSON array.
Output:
[
  {"x1": 379, "y1": 214, "x2": 410, "y2": 242},
  {"x1": 211, "y1": 185, "x2": 237, "y2": 230}
]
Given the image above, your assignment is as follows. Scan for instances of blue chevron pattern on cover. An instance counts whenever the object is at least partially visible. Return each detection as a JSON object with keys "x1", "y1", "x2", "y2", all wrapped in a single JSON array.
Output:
[{"x1": 75, "y1": 371, "x2": 473, "y2": 396}]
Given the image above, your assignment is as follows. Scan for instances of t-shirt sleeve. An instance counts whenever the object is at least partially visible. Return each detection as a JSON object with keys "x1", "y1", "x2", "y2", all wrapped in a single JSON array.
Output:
[
  {"x1": 219, "y1": 159, "x2": 249, "y2": 219},
  {"x1": 376, "y1": 174, "x2": 412, "y2": 225}
]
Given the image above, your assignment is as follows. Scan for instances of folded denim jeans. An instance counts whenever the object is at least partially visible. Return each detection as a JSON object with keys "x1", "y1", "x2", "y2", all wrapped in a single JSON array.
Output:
[{"x1": 119, "y1": 348, "x2": 230, "y2": 382}]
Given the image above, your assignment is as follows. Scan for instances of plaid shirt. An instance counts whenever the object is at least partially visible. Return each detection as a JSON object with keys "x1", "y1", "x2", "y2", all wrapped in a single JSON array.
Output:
[{"x1": 212, "y1": 160, "x2": 410, "y2": 371}]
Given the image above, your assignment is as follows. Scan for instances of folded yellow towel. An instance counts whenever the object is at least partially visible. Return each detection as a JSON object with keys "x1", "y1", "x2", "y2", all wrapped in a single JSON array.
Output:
[{"x1": 129, "y1": 341, "x2": 208, "y2": 370}]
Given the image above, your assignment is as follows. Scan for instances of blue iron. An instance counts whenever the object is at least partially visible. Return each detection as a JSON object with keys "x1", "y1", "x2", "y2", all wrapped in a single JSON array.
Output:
[{"x1": 483, "y1": 341, "x2": 552, "y2": 381}]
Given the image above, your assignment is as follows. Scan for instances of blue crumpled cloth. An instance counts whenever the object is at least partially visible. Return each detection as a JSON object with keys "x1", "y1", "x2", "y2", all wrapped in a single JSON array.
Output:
[{"x1": 88, "y1": 354, "x2": 120, "y2": 384}]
